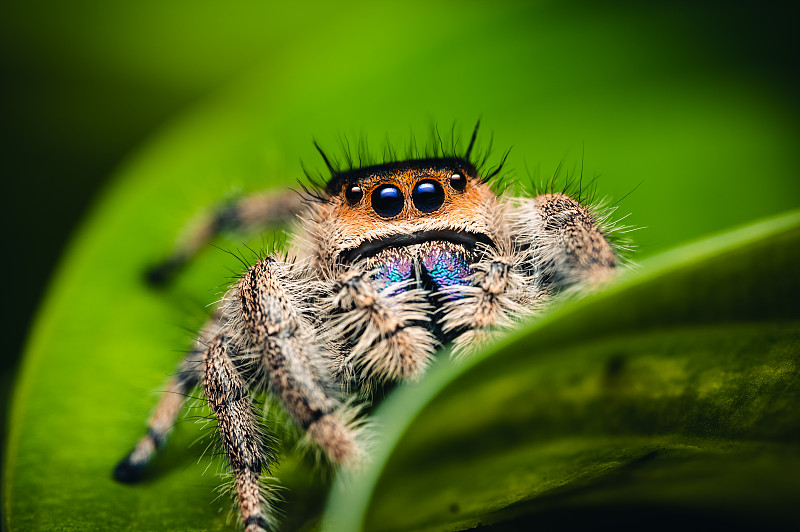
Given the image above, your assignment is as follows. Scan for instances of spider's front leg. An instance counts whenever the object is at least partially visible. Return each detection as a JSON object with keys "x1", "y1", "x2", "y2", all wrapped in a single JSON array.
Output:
[
  {"x1": 117, "y1": 257, "x2": 361, "y2": 530},
  {"x1": 439, "y1": 250, "x2": 531, "y2": 357},
  {"x1": 325, "y1": 265, "x2": 437, "y2": 383},
  {"x1": 195, "y1": 258, "x2": 362, "y2": 530},
  {"x1": 233, "y1": 258, "x2": 360, "y2": 464},
  {"x1": 116, "y1": 327, "x2": 276, "y2": 531},
  {"x1": 510, "y1": 192, "x2": 618, "y2": 289},
  {"x1": 442, "y1": 193, "x2": 619, "y2": 356},
  {"x1": 203, "y1": 333, "x2": 273, "y2": 532}
]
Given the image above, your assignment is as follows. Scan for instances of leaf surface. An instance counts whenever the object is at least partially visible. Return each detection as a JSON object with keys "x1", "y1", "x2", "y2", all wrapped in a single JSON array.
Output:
[
  {"x1": 4, "y1": 2, "x2": 800, "y2": 530},
  {"x1": 324, "y1": 213, "x2": 800, "y2": 531}
]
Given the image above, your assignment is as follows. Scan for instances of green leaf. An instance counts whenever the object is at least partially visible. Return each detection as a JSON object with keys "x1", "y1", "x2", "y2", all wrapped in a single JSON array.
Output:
[
  {"x1": 4, "y1": 2, "x2": 800, "y2": 531},
  {"x1": 324, "y1": 212, "x2": 800, "y2": 531}
]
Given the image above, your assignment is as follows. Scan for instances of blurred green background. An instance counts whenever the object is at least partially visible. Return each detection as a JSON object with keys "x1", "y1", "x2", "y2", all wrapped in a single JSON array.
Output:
[{"x1": 1, "y1": 0, "x2": 798, "y2": 526}]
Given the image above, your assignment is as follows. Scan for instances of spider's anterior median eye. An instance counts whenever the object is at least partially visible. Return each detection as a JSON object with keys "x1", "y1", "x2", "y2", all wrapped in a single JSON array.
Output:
[
  {"x1": 450, "y1": 172, "x2": 467, "y2": 191},
  {"x1": 345, "y1": 184, "x2": 363, "y2": 204},
  {"x1": 371, "y1": 185, "x2": 404, "y2": 217},
  {"x1": 412, "y1": 180, "x2": 445, "y2": 213}
]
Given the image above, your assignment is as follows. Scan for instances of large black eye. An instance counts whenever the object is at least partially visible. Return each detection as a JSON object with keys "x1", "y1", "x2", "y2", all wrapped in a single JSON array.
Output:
[
  {"x1": 345, "y1": 184, "x2": 363, "y2": 204},
  {"x1": 371, "y1": 185, "x2": 404, "y2": 217},
  {"x1": 412, "y1": 179, "x2": 445, "y2": 212}
]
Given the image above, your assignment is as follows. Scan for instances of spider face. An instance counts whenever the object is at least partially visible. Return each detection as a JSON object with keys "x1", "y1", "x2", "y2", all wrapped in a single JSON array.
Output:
[
  {"x1": 312, "y1": 158, "x2": 504, "y2": 337},
  {"x1": 312, "y1": 158, "x2": 499, "y2": 283}
]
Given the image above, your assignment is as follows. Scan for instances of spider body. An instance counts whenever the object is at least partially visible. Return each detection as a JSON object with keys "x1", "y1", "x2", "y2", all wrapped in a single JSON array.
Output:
[{"x1": 114, "y1": 132, "x2": 621, "y2": 532}]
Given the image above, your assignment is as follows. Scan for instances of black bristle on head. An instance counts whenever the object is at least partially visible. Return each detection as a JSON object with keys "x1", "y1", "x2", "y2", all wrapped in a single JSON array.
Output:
[
  {"x1": 406, "y1": 129, "x2": 418, "y2": 161},
  {"x1": 524, "y1": 154, "x2": 604, "y2": 206},
  {"x1": 298, "y1": 153, "x2": 334, "y2": 203},
  {"x1": 313, "y1": 140, "x2": 335, "y2": 174},
  {"x1": 482, "y1": 146, "x2": 511, "y2": 182},
  {"x1": 464, "y1": 120, "x2": 480, "y2": 160},
  {"x1": 434, "y1": 123, "x2": 444, "y2": 155},
  {"x1": 304, "y1": 120, "x2": 508, "y2": 196}
]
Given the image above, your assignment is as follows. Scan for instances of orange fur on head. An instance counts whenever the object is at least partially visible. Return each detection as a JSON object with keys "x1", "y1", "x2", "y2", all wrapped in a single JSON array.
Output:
[{"x1": 307, "y1": 159, "x2": 500, "y2": 269}]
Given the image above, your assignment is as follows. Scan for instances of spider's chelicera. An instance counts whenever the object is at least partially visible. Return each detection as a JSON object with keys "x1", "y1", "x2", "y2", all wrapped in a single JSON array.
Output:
[{"x1": 114, "y1": 127, "x2": 624, "y2": 531}]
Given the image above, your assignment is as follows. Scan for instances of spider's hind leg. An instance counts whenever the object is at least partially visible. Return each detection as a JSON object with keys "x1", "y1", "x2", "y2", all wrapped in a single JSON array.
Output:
[
  {"x1": 113, "y1": 318, "x2": 218, "y2": 483},
  {"x1": 147, "y1": 190, "x2": 305, "y2": 286}
]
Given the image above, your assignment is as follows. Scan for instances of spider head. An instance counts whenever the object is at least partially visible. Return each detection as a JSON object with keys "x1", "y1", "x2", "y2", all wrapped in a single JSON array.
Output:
[{"x1": 317, "y1": 158, "x2": 499, "y2": 264}]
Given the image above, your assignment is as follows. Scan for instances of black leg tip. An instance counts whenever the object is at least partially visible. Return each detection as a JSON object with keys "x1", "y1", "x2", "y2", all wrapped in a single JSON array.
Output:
[
  {"x1": 113, "y1": 455, "x2": 147, "y2": 484},
  {"x1": 243, "y1": 515, "x2": 269, "y2": 532},
  {"x1": 144, "y1": 257, "x2": 184, "y2": 288}
]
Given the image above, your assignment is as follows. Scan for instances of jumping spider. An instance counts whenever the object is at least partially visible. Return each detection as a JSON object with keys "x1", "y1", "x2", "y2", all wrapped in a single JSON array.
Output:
[{"x1": 113, "y1": 127, "x2": 621, "y2": 531}]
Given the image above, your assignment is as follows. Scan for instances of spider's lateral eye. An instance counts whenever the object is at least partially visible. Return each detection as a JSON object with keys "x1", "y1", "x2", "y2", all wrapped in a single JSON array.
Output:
[
  {"x1": 412, "y1": 179, "x2": 445, "y2": 213},
  {"x1": 450, "y1": 172, "x2": 467, "y2": 191},
  {"x1": 371, "y1": 185, "x2": 404, "y2": 217},
  {"x1": 345, "y1": 184, "x2": 363, "y2": 204}
]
